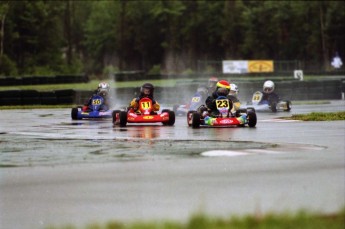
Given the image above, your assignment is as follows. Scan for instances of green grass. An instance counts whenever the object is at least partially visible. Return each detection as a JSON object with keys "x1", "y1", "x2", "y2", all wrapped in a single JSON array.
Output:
[
  {"x1": 291, "y1": 100, "x2": 331, "y2": 105},
  {"x1": 283, "y1": 111, "x2": 345, "y2": 121},
  {"x1": 46, "y1": 208, "x2": 345, "y2": 229}
]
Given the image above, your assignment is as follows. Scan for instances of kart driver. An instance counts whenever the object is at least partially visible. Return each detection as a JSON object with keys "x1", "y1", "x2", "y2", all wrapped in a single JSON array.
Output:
[
  {"x1": 203, "y1": 80, "x2": 233, "y2": 117},
  {"x1": 130, "y1": 83, "x2": 160, "y2": 112},
  {"x1": 83, "y1": 82, "x2": 111, "y2": 111},
  {"x1": 185, "y1": 77, "x2": 218, "y2": 111},
  {"x1": 228, "y1": 83, "x2": 241, "y2": 112},
  {"x1": 261, "y1": 80, "x2": 279, "y2": 105}
]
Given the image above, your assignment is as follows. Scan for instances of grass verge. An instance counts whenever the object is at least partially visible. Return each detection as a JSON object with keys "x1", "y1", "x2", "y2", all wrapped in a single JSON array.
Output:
[
  {"x1": 282, "y1": 111, "x2": 345, "y2": 121},
  {"x1": 46, "y1": 208, "x2": 345, "y2": 229}
]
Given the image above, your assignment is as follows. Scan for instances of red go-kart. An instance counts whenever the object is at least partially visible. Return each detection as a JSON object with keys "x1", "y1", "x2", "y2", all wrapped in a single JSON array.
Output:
[{"x1": 112, "y1": 97, "x2": 175, "y2": 127}]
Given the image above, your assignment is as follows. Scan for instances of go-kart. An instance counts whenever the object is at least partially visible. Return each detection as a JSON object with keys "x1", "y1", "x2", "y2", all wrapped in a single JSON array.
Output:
[
  {"x1": 71, "y1": 95, "x2": 112, "y2": 120},
  {"x1": 187, "y1": 96, "x2": 257, "y2": 128},
  {"x1": 173, "y1": 89, "x2": 206, "y2": 116},
  {"x1": 247, "y1": 91, "x2": 291, "y2": 112},
  {"x1": 113, "y1": 97, "x2": 175, "y2": 127}
]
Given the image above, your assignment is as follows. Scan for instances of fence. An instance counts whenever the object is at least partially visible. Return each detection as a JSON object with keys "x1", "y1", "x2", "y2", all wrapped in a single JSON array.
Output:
[{"x1": 0, "y1": 79, "x2": 344, "y2": 106}]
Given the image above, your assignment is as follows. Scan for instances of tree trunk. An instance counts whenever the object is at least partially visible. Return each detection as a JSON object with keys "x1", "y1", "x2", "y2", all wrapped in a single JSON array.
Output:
[
  {"x1": 0, "y1": 13, "x2": 5, "y2": 59},
  {"x1": 65, "y1": 1, "x2": 72, "y2": 66},
  {"x1": 319, "y1": 3, "x2": 329, "y2": 71}
]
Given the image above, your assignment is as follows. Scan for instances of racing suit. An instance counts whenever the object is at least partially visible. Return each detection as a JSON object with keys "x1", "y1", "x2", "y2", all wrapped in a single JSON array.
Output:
[
  {"x1": 205, "y1": 91, "x2": 233, "y2": 117},
  {"x1": 228, "y1": 95, "x2": 241, "y2": 112},
  {"x1": 130, "y1": 95, "x2": 160, "y2": 112},
  {"x1": 261, "y1": 91, "x2": 279, "y2": 106},
  {"x1": 83, "y1": 91, "x2": 111, "y2": 111}
]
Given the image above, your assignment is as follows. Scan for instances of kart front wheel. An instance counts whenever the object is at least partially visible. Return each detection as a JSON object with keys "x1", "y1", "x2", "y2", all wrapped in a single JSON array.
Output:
[
  {"x1": 187, "y1": 111, "x2": 196, "y2": 126},
  {"x1": 119, "y1": 111, "x2": 127, "y2": 127},
  {"x1": 112, "y1": 110, "x2": 120, "y2": 124},
  {"x1": 191, "y1": 113, "x2": 201, "y2": 128},
  {"x1": 71, "y1": 107, "x2": 79, "y2": 120},
  {"x1": 247, "y1": 110, "x2": 257, "y2": 127}
]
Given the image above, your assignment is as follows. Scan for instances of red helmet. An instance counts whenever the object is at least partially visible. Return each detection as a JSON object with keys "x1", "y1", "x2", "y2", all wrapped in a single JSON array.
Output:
[
  {"x1": 216, "y1": 80, "x2": 230, "y2": 89},
  {"x1": 216, "y1": 80, "x2": 230, "y2": 96}
]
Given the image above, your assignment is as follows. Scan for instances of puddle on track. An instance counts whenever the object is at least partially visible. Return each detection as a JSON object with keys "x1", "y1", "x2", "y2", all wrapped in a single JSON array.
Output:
[{"x1": 0, "y1": 130, "x2": 325, "y2": 167}]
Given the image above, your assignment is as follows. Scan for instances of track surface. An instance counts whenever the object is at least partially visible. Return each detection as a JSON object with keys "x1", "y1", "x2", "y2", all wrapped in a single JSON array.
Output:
[{"x1": 0, "y1": 100, "x2": 344, "y2": 229}]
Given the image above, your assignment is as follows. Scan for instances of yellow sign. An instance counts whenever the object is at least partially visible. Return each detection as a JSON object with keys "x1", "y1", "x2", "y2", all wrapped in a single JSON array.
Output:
[
  {"x1": 143, "y1": 116, "x2": 154, "y2": 120},
  {"x1": 248, "y1": 60, "x2": 273, "y2": 73}
]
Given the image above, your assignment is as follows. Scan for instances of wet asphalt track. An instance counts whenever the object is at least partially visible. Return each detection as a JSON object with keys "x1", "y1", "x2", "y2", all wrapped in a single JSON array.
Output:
[{"x1": 0, "y1": 100, "x2": 344, "y2": 229}]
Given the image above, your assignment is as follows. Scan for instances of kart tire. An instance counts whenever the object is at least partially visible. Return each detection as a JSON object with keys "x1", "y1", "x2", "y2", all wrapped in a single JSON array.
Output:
[
  {"x1": 161, "y1": 109, "x2": 169, "y2": 113},
  {"x1": 270, "y1": 102, "x2": 277, "y2": 112},
  {"x1": 187, "y1": 111, "x2": 196, "y2": 127},
  {"x1": 163, "y1": 111, "x2": 175, "y2": 126},
  {"x1": 192, "y1": 112, "x2": 201, "y2": 128},
  {"x1": 285, "y1": 101, "x2": 292, "y2": 111},
  {"x1": 112, "y1": 110, "x2": 120, "y2": 124},
  {"x1": 247, "y1": 110, "x2": 257, "y2": 127},
  {"x1": 119, "y1": 111, "x2": 127, "y2": 127},
  {"x1": 71, "y1": 107, "x2": 79, "y2": 120}
]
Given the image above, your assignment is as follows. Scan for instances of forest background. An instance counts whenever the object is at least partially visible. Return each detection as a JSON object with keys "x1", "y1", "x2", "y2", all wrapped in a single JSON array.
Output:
[{"x1": 0, "y1": 0, "x2": 344, "y2": 78}]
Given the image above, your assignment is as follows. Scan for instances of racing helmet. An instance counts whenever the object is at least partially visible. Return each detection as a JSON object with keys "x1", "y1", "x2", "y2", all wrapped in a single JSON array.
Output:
[
  {"x1": 263, "y1": 80, "x2": 275, "y2": 94},
  {"x1": 140, "y1": 83, "x2": 154, "y2": 97},
  {"x1": 208, "y1": 76, "x2": 219, "y2": 89},
  {"x1": 229, "y1": 83, "x2": 239, "y2": 96},
  {"x1": 215, "y1": 80, "x2": 230, "y2": 96},
  {"x1": 97, "y1": 82, "x2": 110, "y2": 96}
]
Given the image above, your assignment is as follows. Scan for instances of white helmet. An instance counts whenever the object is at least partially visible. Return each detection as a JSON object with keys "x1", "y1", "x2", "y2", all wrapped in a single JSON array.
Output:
[
  {"x1": 263, "y1": 80, "x2": 275, "y2": 94},
  {"x1": 229, "y1": 83, "x2": 239, "y2": 96},
  {"x1": 97, "y1": 82, "x2": 110, "y2": 95}
]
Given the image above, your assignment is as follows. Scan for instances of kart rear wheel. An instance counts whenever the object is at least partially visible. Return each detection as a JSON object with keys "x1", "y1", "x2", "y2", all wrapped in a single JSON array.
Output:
[
  {"x1": 119, "y1": 111, "x2": 127, "y2": 127},
  {"x1": 163, "y1": 111, "x2": 175, "y2": 126},
  {"x1": 247, "y1": 110, "x2": 257, "y2": 127},
  {"x1": 192, "y1": 112, "x2": 201, "y2": 128},
  {"x1": 112, "y1": 110, "x2": 120, "y2": 124},
  {"x1": 270, "y1": 102, "x2": 277, "y2": 112},
  {"x1": 71, "y1": 107, "x2": 79, "y2": 120},
  {"x1": 285, "y1": 100, "x2": 291, "y2": 111}
]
